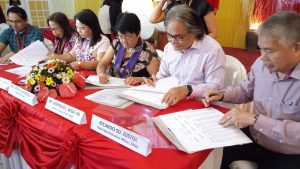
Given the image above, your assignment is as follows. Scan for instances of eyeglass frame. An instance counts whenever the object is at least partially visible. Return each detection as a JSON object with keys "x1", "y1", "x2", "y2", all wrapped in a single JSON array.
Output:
[
  {"x1": 117, "y1": 33, "x2": 137, "y2": 41},
  {"x1": 166, "y1": 32, "x2": 189, "y2": 42},
  {"x1": 50, "y1": 27, "x2": 62, "y2": 32},
  {"x1": 7, "y1": 19, "x2": 25, "y2": 25}
]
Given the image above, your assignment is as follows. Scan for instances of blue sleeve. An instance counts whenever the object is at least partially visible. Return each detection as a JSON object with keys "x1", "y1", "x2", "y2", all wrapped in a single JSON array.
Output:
[{"x1": 0, "y1": 28, "x2": 10, "y2": 45}]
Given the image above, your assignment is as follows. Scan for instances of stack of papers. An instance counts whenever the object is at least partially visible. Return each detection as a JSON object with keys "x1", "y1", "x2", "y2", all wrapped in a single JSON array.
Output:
[
  {"x1": 85, "y1": 89, "x2": 133, "y2": 108},
  {"x1": 85, "y1": 75, "x2": 130, "y2": 89},
  {"x1": 9, "y1": 40, "x2": 48, "y2": 66},
  {"x1": 120, "y1": 76, "x2": 179, "y2": 109},
  {"x1": 153, "y1": 108, "x2": 252, "y2": 154}
]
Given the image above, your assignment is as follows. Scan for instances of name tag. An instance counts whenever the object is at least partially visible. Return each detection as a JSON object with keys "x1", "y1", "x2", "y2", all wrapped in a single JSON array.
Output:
[
  {"x1": 8, "y1": 84, "x2": 38, "y2": 106},
  {"x1": 0, "y1": 77, "x2": 12, "y2": 90},
  {"x1": 91, "y1": 114, "x2": 152, "y2": 157},
  {"x1": 45, "y1": 97, "x2": 86, "y2": 125}
]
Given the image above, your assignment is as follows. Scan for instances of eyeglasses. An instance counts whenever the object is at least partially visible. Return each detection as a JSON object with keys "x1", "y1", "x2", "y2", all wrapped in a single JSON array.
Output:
[
  {"x1": 50, "y1": 27, "x2": 62, "y2": 32},
  {"x1": 7, "y1": 19, "x2": 24, "y2": 24},
  {"x1": 166, "y1": 32, "x2": 189, "y2": 42},
  {"x1": 117, "y1": 34, "x2": 136, "y2": 41}
]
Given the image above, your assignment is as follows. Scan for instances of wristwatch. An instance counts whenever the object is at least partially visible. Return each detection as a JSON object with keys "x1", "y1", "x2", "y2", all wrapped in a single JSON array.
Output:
[{"x1": 186, "y1": 85, "x2": 193, "y2": 97}]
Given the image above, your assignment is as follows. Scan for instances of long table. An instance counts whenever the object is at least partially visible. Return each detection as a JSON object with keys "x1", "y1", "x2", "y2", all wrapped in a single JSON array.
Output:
[{"x1": 0, "y1": 64, "x2": 225, "y2": 169}]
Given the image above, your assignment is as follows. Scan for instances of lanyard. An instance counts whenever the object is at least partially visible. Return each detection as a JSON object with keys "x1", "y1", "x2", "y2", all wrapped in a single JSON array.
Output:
[
  {"x1": 15, "y1": 33, "x2": 26, "y2": 50},
  {"x1": 55, "y1": 39, "x2": 66, "y2": 54}
]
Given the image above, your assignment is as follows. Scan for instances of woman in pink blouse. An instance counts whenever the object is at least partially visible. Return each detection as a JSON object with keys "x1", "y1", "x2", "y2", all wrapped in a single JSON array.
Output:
[
  {"x1": 54, "y1": 9, "x2": 110, "y2": 70},
  {"x1": 47, "y1": 12, "x2": 76, "y2": 55}
]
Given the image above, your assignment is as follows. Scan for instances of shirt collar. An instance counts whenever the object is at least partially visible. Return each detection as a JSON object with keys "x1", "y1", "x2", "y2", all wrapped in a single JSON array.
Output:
[
  {"x1": 290, "y1": 62, "x2": 300, "y2": 80},
  {"x1": 190, "y1": 35, "x2": 207, "y2": 50},
  {"x1": 271, "y1": 62, "x2": 300, "y2": 80},
  {"x1": 14, "y1": 24, "x2": 29, "y2": 35}
]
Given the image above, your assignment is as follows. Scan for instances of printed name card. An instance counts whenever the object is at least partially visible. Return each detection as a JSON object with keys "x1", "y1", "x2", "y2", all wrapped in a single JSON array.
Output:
[
  {"x1": 91, "y1": 114, "x2": 152, "y2": 157},
  {"x1": 8, "y1": 84, "x2": 38, "y2": 106},
  {"x1": 45, "y1": 97, "x2": 87, "y2": 125},
  {"x1": 0, "y1": 77, "x2": 12, "y2": 90}
]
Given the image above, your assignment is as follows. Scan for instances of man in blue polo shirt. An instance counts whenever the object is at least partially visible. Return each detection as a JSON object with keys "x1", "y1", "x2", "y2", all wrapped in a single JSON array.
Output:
[{"x1": 0, "y1": 6, "x2": 43, "y2": 63}]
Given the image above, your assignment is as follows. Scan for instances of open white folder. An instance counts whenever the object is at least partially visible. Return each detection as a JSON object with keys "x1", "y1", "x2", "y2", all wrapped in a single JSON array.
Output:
[
  {"x1": 120, "y1": 76, "x2": 179, "y2": 109},
  {"x1": 153, "y1": 108, "x2": 252, "y2": 154}
]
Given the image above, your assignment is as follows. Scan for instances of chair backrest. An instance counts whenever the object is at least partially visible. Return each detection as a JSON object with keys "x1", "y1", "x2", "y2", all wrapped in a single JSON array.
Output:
[
  {"x1": 212, "y1": 55, "x2": 249, "y2": 109},
  {"x1": 156, "y1": 49, "x2": 164, "y2": 58},
  {"x1": 43, "y1": 38, "x2": 54, "y2": 52},
  {"x1": 224, "y1": 55, "x2": 247, "y2": 87}
]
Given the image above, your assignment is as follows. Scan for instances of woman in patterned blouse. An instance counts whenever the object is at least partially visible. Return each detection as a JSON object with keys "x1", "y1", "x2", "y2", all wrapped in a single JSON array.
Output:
[
  {"x1": 97, "y1": 12, "x2": 160, "y2": 85},
  {"x1": 47, "y1": 12, "x2": 76, "y2": 55},
  {"x1": 54, "y1": 9, "x2": 110, "y2": 70}
]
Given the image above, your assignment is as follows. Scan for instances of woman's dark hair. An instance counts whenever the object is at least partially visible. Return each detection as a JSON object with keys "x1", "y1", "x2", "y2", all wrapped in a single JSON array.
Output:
[
  {"x1": 0, "y1": 6, "x2": 6, "y2": 24},
  {"x1": 47, "y1": 12, "x2": 75, "y2": 41},
  {"x1": 102, "y1": 0, "x2": 110, "y2": 6},
  {"x1": 7, "y1": 6, "x2": 27, "y2": 20},
  {"x1": 74, "y1": 9, "x2": 104, "y2": 47},
  {"x1": 115, "y1": 12, "x2": 141, "y2": 35},
  {"x1": 9, "y1": 0, "x2": 21, "y2": 6}
]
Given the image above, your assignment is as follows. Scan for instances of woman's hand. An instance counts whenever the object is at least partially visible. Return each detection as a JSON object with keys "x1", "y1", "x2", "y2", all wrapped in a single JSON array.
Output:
[
  {"x1": 99, "y1": 73, "x2": 109, "y2": 84},
  {"x1": 124, "y1": 77, "x2": 143, "y2": 85},
  {"x1": 69, "y1": 61, "x2": 81, "y2": 70},
  {"x1": 143, "y1": 74, "x2": 157, "y2": 87}
]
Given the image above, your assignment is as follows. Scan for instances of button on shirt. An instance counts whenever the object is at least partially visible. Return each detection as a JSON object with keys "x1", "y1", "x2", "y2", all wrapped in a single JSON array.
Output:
[
  {"x1": 224, "y1": 58, "x2": 300, "y2": 154},
  {"x1": 156, "y1": 35, "x2": 226, "y2": 98},
  {"x1": 0, "y1": 24, "x2": 43, "y2": 53}
]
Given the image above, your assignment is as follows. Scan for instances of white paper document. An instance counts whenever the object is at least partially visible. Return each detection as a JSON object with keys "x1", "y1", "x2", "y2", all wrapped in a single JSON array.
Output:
[
  {"x1": 129, "y1": 76, "x2": 179, "y2": 93},
  {"x1": 85, "y1": 89, "x2": 133, "y2": 108},
  {"x1": 9, "y1": 40, "x2": 48, "y2": 66},
  {"x1": 119, "y1": 77, "x2": 179, "y2": 109},
  {"x1": 86, "y1": 75, "x2": 130, "y2": 88},
  {"x1": 121, "y1": 89, "x2": 168, "y2": 109},
  {"x1": 153, "y1": 108, "x2": 252, "y2": 154},
  {"x1": 5, "y1": 66, "x2": 32, "y2": 77}
]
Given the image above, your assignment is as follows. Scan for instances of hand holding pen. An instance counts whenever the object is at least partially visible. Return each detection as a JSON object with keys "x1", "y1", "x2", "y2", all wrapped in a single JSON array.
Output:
[
  {"x1": 143, "y1": 74, "x2": 157, "y2": 87},
  {"x1": 202, "y1": 89, "x2": 225, "y2": 107},
  {"x1": 99, "y1": 73, "x2": 109, "y2": 84}
]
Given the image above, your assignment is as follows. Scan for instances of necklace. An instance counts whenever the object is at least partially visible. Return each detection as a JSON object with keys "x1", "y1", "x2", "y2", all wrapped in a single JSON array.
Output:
[{"x1": 125, "y1": 48, "x2": 134, "y2": 53}]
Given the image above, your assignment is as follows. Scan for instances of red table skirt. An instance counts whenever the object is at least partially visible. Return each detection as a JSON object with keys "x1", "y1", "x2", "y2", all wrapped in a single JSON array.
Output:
[{"x1": 0, "y1": 64, "x2": 227, "y2": 169}]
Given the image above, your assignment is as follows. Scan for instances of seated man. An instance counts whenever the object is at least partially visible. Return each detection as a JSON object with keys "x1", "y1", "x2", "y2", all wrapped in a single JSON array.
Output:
[
  {"x1": 203, "y1": 11, "x2": 300, "y2": 169},
  {"x1": 0, "y1": 6, "x2": 43, "y2": 63},
  {"x1": 146, "y1": 4, "x2": 225, "y2": 105}
]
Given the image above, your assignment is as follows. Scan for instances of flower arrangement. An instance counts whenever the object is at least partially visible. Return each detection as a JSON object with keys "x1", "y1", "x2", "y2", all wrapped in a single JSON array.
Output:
[{"x1": 25, "y1": 58, "x2": 85, "y2": 102}]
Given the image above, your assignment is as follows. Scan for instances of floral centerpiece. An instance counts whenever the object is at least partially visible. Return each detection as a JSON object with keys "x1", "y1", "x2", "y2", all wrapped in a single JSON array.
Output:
[{"x1": 25, "y1": 58, "x2": 85, "y2": 102}]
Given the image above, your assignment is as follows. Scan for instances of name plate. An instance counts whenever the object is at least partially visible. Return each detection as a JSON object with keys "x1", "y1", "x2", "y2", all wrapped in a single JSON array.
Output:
[
  {"x1": 91, "y1": 114, "x2": 152, "y2": 157},
  {"x1": 8, "y1": 84, "x2": 38, "y2": 106},
  {"x1": 0, "y1": 77, "x2": 12, "y2": 90},
  {"x1": 45, "y1": 97, "x2": 86, "y2": 125}
]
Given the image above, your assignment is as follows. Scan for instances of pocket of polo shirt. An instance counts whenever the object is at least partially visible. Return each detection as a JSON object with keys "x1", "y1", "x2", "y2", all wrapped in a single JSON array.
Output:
[{"x1": 282, "y1": 102, "x2": 300, "y2": 114}]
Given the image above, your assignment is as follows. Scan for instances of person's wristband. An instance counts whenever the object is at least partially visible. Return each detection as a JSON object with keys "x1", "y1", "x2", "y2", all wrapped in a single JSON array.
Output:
[
  {"x1": 219, "y1": 94, "x2": 224, "y2": 101},
  {"x1": 185, "y1": 85, "x2": 193, "y2": 97}
]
